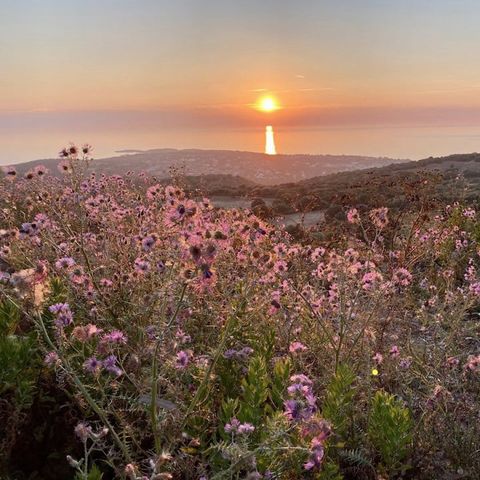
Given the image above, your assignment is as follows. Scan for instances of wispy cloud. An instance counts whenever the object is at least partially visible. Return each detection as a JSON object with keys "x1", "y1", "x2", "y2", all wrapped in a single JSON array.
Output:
[{"x1": 297, "y1": 87, "x2": 335, "y2": 92}]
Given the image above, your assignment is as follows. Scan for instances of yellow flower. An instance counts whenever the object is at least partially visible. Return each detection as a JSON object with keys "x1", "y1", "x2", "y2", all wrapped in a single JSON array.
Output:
[{"x1": 371, "y1": 368, "x2": 379, "y2": 376}]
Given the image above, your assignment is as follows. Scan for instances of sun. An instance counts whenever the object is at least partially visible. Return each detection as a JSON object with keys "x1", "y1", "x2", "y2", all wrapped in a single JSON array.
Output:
[{"x1": 257, "y1": 95, "x2": 279, "y2": 112}]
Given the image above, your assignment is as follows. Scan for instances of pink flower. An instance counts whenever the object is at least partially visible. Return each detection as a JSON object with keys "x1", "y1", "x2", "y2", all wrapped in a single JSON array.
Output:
[
  {"x1": 390, "y1": 345, "x2": 400, "y2": 358},
  {"x1": 146, "y1": 184, "x2": 162, "y2": 200},
  {"x1": 289, "y1": 341, "x2": 308, "y2": 353},
  {"x1": 72, "y1": 324, "x2": 102, "y2": 342},
  {"x1": 69, "y1": 266, "x2": 85, "y2": 284},
  {"x1": 464, "y1": 354, "x2": 480, "y2": 371},
  {"x1": 58, "y1": 160, "x2": 72, "y2": 174},
  {"x1": 134, "y1": 257, "x2": 150, "y2": 273},
  {"x1": 469, "y1": 282, "x2": 480, "y2": 296},
  {"x1": 346, "y1": 208, "x2": 360, "y2": 224},
  {"x1": 82, "y1": 143, "x2": 93, "y2": 156},
  {"x1": 34, "y1": 165, "x2": 48, "y2": 177},
  {"x1": 141, "y1": 235, "x2": 157, "y2": 252},
  {"x1": 101, "y1": 330, "x2": 128, "y2": 345},
  {"x1": 74, "y1": 422, "x2": 92, "y2": 442},
  {"x1": 372, "y1": 352, "x2": 384, "y2": 364},
  {"x1": 446, "y1": 356, "x2": 459, "y2": 367},
  {"x1": 369, "y1": 207, "x2": 389, "y2": 229},
  {"x1": 362, "y1": 271, "x2": 383, "y2": 290},
  {"x1": 175, "y1": 350, "x2": 192, "y2": 369},
  {"x1": 55, "y1": 256, "x2": 76, "y2": 270},
  {"x1": 392, "y1": 268, "x2": 412, "y2": 287},
  {"x1": 273, "y1": 260, "x2": 288, "y2": 274},
  {"x1": 224, "y1": 418, "x2": 255, "y2": 435},
  {"x1": 2, "y1": 166, "x2": 17, "y2": 181},
  {"x1": 44, "y1": 351, "x2": 60, "y2": 366},
  {"x1": 304, "y1": 437, "x2": 326, "y2": 471},
  {"x1": 100, "y1": 278, "x2": 113, "y2": 287}
]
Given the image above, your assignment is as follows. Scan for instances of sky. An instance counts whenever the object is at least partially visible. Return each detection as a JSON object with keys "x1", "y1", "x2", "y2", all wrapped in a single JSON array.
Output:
[{"x1": 2, "y1": 0, "x2": 480, "y2": 162}]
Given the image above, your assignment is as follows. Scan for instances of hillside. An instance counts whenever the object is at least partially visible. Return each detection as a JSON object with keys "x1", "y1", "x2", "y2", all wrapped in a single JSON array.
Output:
[
  {"x1": 246, "y1": 152, "x2": 480, "y2": 226},
  {"x1": 11, "y1": 148, "x2": 405, "y2": 185}
]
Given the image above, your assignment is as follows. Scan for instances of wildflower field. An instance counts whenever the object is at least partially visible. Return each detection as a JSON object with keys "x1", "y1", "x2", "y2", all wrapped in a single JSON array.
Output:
[{"x1": 1, "y1": 146, "x2": 479, "y2": 480}]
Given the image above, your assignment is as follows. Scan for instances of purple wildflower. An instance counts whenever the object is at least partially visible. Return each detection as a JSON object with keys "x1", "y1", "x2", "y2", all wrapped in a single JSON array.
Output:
[
  {"x1": 83, "y1": 356, "x2": 101, "y2": 374},
  {"x1": 102, "y1": 330, "x2": 128, "y2": 345},
  {"x1": 224, "y1": 418, "x2": 255, "y2": 435},
  {"x1": 175, "y1": 350, "x2": 191, "y2": 369},
  {"x1": 238, "y1": 423, "x2": 255, "y2": 435},
  {"x1": 142, "y1": 235, "x2": 156, "y2": 252},
  {"x1": 44, "y1": 351, "x2": 60, "y2": 366},
  {"x1": 103, "y1": 355, "x2": 122, "y2": 376},
  {"x1": 55, "y1": 256, "x2": 76, "y2": 270},
  {"x1": 304, "y1": 437, "x2": 325, "y2": 471},
  {"x1": 49, "y1": 303, "x2": 73, "y2": 327},
  {"x1": 284, "y1": 399, "x2": 303, "y2": 421},
  {"x1": 134, "y1": 257, "x2": 150, "y2": 273}
]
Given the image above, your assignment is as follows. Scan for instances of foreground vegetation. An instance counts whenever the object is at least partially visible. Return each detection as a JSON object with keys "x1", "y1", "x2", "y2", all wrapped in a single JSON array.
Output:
[{"x1": 1, "y1": 146, "x2": 479, "y2": 479}]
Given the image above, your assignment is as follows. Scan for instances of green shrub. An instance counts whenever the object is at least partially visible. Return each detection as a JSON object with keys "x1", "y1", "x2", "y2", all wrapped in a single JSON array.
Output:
[
  {"x1": 368, "y1": 390, "x2": 413, "y2": 474},
  {"x1": 322, "y1": 364, "x2": 356, "y2": 441}
]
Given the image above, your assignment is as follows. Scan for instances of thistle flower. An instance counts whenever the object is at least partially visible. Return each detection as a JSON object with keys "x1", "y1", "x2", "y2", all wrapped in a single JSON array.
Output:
[
  {"x1": 346, "y1": 208, "x2": 360, "y2": 224},
  {"x1": 304, "y1": 437, "x2": 325, "y2": 471},
  {"x1": 273, "y1": 260, "x2": 288, "y2": 274},
  {"x1": 390, "y1": 345, "x2": 400, "y2": 358},
  {"x1": 393, "y1": 267, "x2": 412, "y2": 287},
  {"x1": 69, "y1": 266, "x2": 85, "y2": 284},
  {"x1": 146, "y1": 184, "x2": 162, "y2": 200},
  {"x1": 55, "y1": 256, "x2": 76, "y2": 270},
  {"x1": 369, "y1": 207, "x2": 389, "y2": 230},
  {"x1": 103, "y1": 355, "x2": 122, "y2": 376},
  {"x1": 68, "y1": 144, "x2": 78, "y2": 157},
  {"x1": 142, "y1": 235, "x2": 157, "y2": 252},
  {"x1": 175, "y1": 350, "x2": 191, "y2": 369},
  {"x1": 44, "y1": 351, "x2": 60, "y2": 366},
  {"x1": 372, "y1": 352, "x2": 384, "y2": 364},
  {"x1": 238, "y1": 423, "x2": 255, "y2": 435},
  {"x1": 34, "y1": 165, "x2": 48, "y2": 177},
  {"x1": 74, "y1": 422, "x2": 92, "y2": 443},
  {"x1": 134, "y1": 257, "x2": 150, "y2": 273},
  {"x1": 49, "y1": 303, "x2": 73, "y2": 327},
  {"x1": 289, "y1": 341, "x2": 307, "y2": 353},
  {"x1": 83, "y1": 356, "x2": 102, "y2": 374},
  {"x1": 101, "y1": 329, "x2": 128, "y2": 345},
  {"x1": 1, "y1": 166, "x2": 17, "y2": 181},
  {"x1": 58, "y1": 160, "x2": 72, "y2": 174},
  {"x1": 82, "y1": 143, "x2": 92, "y2": 155},
  {"x1": 362, "y1": 271, "x2": 383, "y2": 291},
  {"x1": 224, "y1": 418, "x2": 255, "y2": 435}
]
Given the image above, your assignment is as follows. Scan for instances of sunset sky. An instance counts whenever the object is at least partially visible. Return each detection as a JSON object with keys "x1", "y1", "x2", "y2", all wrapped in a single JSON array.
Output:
[{"x1": 3, "y1": 0, "x2": 480, "y2": 162}]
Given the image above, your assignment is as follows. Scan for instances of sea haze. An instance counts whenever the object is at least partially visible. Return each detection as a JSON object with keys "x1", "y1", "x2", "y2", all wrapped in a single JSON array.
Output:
[{"x1": 3, "y1": 121, "x2": 480, "y2": 165}]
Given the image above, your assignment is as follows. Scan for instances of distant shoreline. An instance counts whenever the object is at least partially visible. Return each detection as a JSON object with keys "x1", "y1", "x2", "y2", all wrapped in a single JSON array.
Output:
[{"x1": 114, "y1": 149, "x2": 145, "y2": 154}]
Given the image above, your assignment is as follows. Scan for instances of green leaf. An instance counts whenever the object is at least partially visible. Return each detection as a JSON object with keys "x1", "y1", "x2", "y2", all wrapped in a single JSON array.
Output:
[
  {"x1": 322, "y1": 364, "x2": 356, "y2": 440},
  {"x1": 368, "y1": 390, "x2": 413, "y2": 474}
]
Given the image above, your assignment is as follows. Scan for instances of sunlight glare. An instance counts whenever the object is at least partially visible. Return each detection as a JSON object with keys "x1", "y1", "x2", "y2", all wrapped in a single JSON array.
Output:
[
  {"x1": 265, "y1": 125, "x2": 277, "y2": 155},
  {"x1": 258, "y1": 96, "x2": 278, "y2": 112}
]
